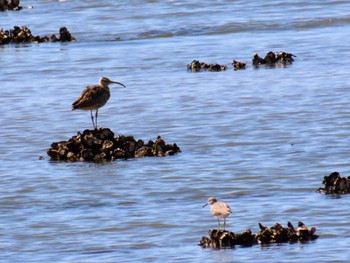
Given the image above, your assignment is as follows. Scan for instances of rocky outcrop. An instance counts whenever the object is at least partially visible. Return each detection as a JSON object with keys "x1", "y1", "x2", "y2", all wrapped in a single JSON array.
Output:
[
  {"x1": 317, "y1": 171, "x2": 350, "y2": 194},
  {"x1": 47, "y1": 127, "x2": 181, "y2": 162},
  {"x1": 0, "y1": 26, "x2": 75, "y2": 45},
  {"x1": 199, "y1": 221, "x2": 318, "y2": 248}
]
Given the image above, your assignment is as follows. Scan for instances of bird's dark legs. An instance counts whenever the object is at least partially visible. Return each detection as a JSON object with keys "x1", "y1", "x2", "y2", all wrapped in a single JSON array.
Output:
[
  {"x1": 90, "y1": 110, "x2": 95, "y2": 128},
  {"x1": 224, "y1": 218, "x2": 226, "y2": 230},
  {"x1": 217, "y1": 218, "x2": 220, "y2": 228},
  {"x1": 95, "y1": 109, "x2": 99, "y2": 128}
]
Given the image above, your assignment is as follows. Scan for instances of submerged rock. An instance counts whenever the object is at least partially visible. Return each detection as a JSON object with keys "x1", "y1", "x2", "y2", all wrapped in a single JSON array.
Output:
[
  {"x1": 0, "y1": 26, "x2": 75, "y2": 45},
  {"x1": 0, "y1": 0, "x2": 23, "y2": 11},
  {"x1": 187, "y1": 52, "x2": 294, "y2": 72},
  {"x1": 47, "y1": 127, "x2": 181, "y2": 162},
  {"x1": 199, "y1": 221, "x2": 318, "y2": 248},
  {"x1": 232, "y1": 60, "x2": 246, "y2": 70},
  {"x1": 187, "y1": 60, "x2": 228, "y2": 72},
  {"x1": 57, "y1": 26, "x2": 75, "y2": 42},
  {"x1": 317, "y1": 171, "x2": 350, "y2": 194},
  {"x1": 252, "y1": 51, "x2": 295, "y2": 67}
]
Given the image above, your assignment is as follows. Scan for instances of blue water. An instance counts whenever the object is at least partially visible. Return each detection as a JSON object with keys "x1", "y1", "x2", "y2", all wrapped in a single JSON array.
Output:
[{"x1": 1, "y1": 1, "x2": 350, "y2": 262}]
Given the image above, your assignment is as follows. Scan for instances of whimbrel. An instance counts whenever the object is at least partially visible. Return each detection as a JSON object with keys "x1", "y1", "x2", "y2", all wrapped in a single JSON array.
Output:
[
  {"x1": 72, "y1": 77, "x2": 126, "y2": 128},
  {"x1": 203, "y1": 197, "x2": 232, "y2": 230}
]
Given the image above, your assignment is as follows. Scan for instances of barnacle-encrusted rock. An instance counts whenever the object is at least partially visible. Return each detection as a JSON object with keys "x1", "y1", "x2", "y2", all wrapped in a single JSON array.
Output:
[
  {"x1": 51, "y1": 26, "x2": 75, "y2": 42},
  {"x1": 47, "y1": 127, "x2": 181, "y2": 162},
  {"x1": 199, "y1": 221, "x2": 318, "y2": 248},
  {"x1": 199, "y1": 229, "x2": 239, "y2": 248},
  {"x1": 187, "y1": 60, "x2": 228, "y2": 72},
  {"x1": 252, "y1": 51, "x2": 295, "y2": 67},
  {"x1": 317, "y1": 171, "x2": 350, "y2": 194},
  {"x1": 0, "y1": 26, "x2": 75, "y2": 45},
  {"x1": 187, "y1": 52, "x2": 294, "y2": 72},
  {"x1": 0, "y1": 0, "x2": 22, "y2": 11},
  {"x1": 232, "y1": 60, "x2": 246, "y2": 70}
]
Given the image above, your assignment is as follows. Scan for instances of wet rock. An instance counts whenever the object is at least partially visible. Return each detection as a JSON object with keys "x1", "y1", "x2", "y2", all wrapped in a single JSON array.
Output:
[
  {"x1": 270, "y1": 222, "x2": 290, "y2": 243},
  {"x1": 59, "y1": 26, "x2": 75, "y2": 42},
  {"x1": 187, "y1": 60, "x2": 201, "y2": 71},
  {"x1": 276, "y1": 51, "x2": 295, "y2": 64},
  {"x1": 256, "y1": 222, "x2": 304, "y2": 244},
  {"x1": 257, "y1": 223, "x2": 274, "y2": 244},
  {"x1": 187, "y1": 60, "x2": 227, "y2": 72},
  {"x1": 252, "y1": 53, "x2": 265, "y2": 66},
  {"x1": 0, "y1": 0, "x2": 22, "y2": 11},
  {"x1": 232, "y1": 60, "x2": 246, "y2": 70},
  {"x1": 252, "y1": 51, "x2": 295, "y2": 67},
  {"x1": 296, "y1": 221, "x2": 316, "y2": 241},
  {"x1": 199, "y1": 221, "x2": 318, "y2": 248},
  {"x1": 0, "y1": 26, "x2": 75, "y2": 45},
  {"x1": 134, "y1": 146, "x2": 153, "y2": 158},
  {"x1": 236, "y1": 229, "x2": 257, "y2": 246},
  {"x1": 317, "y1": 171, "x2": 350, "y2": 194},
  {"x1": 0, "y1": 0, "x2": 5, "y2": 11},
  {"x1": 199, "y1": 229, "x2": 238, "y2": 248},
  {"x1": 50, "y1": 34, "x2": 59, "y2": 42},
  {"x1": 209, "y1": 63, "x2": 227, "y2": 72},
  {"x1": 264, "y1": 51, "x2": 277, "y2": 64},
  {"x1": 47, "y1": 127, "x2": 181, "y2": 162},
  {"x1": 188, "y1": 53, "x2": 294, "y2": 71}
]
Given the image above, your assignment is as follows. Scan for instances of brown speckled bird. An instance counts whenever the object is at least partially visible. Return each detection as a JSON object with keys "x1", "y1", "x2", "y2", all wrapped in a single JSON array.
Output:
[{"x1": 72, "y1": 77, "x2": 125, "y2": 128}]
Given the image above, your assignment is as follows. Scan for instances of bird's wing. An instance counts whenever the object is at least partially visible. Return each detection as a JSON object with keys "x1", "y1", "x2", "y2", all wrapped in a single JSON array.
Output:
[{"x1": 72, "y1": 85, "x2": 101, "y2": 109}]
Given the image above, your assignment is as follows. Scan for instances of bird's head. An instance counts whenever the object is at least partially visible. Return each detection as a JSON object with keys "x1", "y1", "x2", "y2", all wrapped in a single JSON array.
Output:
[
  {"x1": 203, "y1": 197, "x2": 217, "y2": 207},
  {"x1": 99, "y1": 77, "x2": 126, "y2": 88}
]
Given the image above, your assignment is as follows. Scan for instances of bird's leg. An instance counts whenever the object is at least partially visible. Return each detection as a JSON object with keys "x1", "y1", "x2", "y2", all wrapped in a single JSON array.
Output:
[
  {"x1": 95, "y1": 109, "x2": 99, "y2": 128},
  {"x1": 224, "y1": 218, "x2": 226, "y2": 230},
  {"x1": 90, "y1": 110, "x2": 95, "y2": 129},
  {"x1": 217, "y1": 218, "x2": 220, "y2": 229}
]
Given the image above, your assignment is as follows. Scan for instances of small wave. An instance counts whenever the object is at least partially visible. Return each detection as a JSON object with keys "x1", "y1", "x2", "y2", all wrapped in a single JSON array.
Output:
[
  {"x1": 137, "y1": 30, "x2": 174, "y2": 39},
  {"x1": 293, "y1": 16, "x2": 350, "y2": 29},
  {"x1": 116, "y1": 16, "x2": 350, "y2": 41}
]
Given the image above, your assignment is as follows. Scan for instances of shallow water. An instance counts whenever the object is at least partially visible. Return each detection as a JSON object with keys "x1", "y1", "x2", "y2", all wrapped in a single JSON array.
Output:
[{"x1": 1, "y1": 1, "x2": 350, "y2": 262}]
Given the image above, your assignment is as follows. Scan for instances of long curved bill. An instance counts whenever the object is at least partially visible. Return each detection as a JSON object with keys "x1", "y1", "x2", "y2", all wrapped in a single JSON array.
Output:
[{"x1": 111, "y1": 81, "x2": 126, "y2": 88}]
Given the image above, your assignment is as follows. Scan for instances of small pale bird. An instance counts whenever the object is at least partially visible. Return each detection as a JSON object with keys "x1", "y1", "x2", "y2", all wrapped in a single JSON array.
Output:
[
  {"x1": 71, "y1": 77, "x2": 126, "y2": 128},
  {"x1": 203, "y1": 197, "x2": 232, "y2": 230}
]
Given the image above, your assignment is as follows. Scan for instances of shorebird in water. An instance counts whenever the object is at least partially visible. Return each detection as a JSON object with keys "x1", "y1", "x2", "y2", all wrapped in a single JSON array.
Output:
[
  {"x1": 71, "y1": 77, "x2": 126, "y2": 128},
  {"x1": 203, "y1": 197, "x2": 232, "y2": 230}
]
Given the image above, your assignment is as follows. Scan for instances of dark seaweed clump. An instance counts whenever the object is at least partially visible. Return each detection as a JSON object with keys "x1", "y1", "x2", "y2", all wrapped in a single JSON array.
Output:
[
  {"x1": 199, "y1": 221, "x2": 318, "y2": 248},
  {"x1": 47, "y1": 127, "x2": 181, "y2": 162},
  {"x1": 0, "y1": 26, "x2": 75, "y2": 45},
  {"x1": 317, "y1": 171, "x2": 350, "y2": 194},
  {"x1": 252, "y1": 51, "x2": 295, "y2": 67},
  {"x1": 187, "y1": 60, "x2": 228, "y2": 72}
]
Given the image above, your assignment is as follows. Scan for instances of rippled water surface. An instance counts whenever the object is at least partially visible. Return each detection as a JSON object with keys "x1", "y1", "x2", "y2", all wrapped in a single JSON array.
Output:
[{"x1": 1, "y1": 1, "x2": 350, "y2": 262}]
